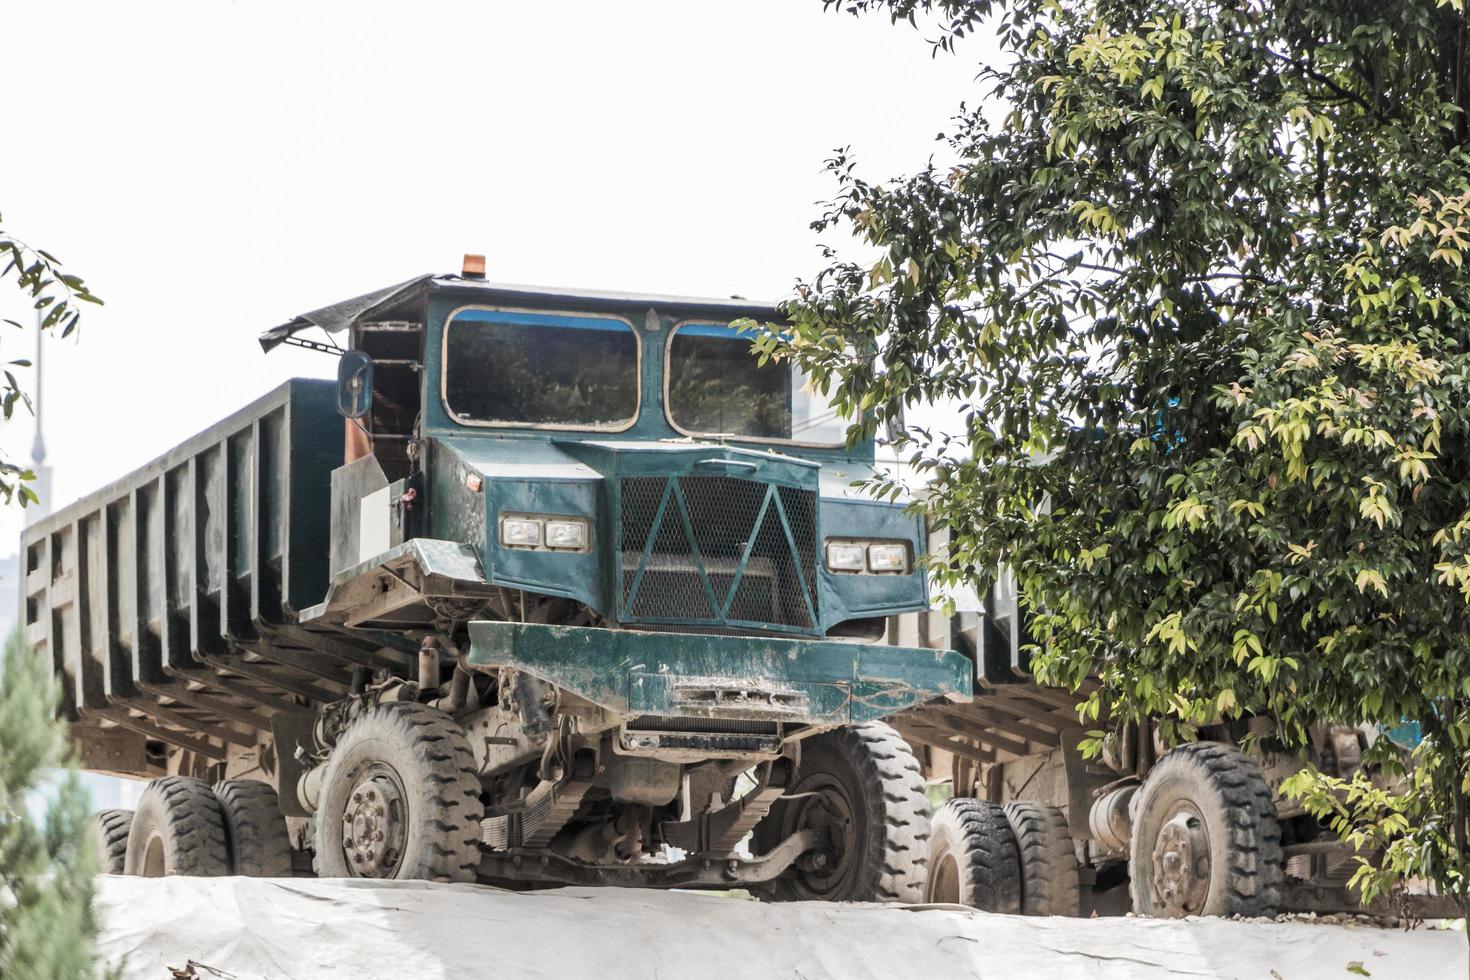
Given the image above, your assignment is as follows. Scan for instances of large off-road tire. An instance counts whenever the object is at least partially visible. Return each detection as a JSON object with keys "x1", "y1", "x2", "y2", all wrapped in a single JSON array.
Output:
[
  {"x1": 312, "y1": 703, "x2": 484, "y2": 882},
  {"x1": 94, "y1": 809, "x2": 133, "y2": 874},
  {"x1": 1129, "y1": 741, "x2": 1283, "y2": 918},
  {"x1": 922, "y1": 798, "x2": 1021, "y2": 912},
  {"x1": 213, "y1": 779, "x2": 293, "y2": 877},
  {"x1": 124, "y1": 776, "x2": 230, "y2": 877},
  {"x1": 753, "y1": 721, "x2": 929, "y2": 903},
  {"x1": 1003, "y1": 801, "x2": 1081, "y2": 916}
]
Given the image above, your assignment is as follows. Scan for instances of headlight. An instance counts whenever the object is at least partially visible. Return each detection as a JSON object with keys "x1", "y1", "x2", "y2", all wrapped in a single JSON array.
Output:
[
  {"x1": 866, "y1": 543, "x2": 910, "y2": 573},
  {"x1": 500, "y1": 517, "x2": 543, "y2": 548},
  {"x1": 499, "y1": 514, "x2": 591, "y2": 552},
  {"x1": 544, "y1": 519, "x2": 589, "y2": 551},
  {"x1": 824, "y1": 538, "x2": 912, "y2": 574},
  {"x1": 825, "y1": 542, "x2": 867, "y2": 572}
]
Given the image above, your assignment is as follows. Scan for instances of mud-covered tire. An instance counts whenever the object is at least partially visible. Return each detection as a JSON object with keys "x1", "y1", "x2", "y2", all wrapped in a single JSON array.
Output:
[
  {"x1": 312, "y1": 703, "x2": 484, "y2": 882},
  {"x1": 94, "y1": 809, "x2": 133, "y2": 874},
  {"x1": 124, "y1": 776, "x2": 230, "y2": 877},
  {"x1": 753, "y1": 721, "x2": 929, "y2": 903},
  {"x1": 923, "y1": 798, "x2": 1021, "y2": 912},
  {"x1": 213, "y1": 779, "x2": 293, "y2": 877},
  {"x1": 1130, "y1": 741, "x2": 1283, "y2": 918},
  {"x1": 1004, "y1": 802, "x2": 1080, "y2": 916}
]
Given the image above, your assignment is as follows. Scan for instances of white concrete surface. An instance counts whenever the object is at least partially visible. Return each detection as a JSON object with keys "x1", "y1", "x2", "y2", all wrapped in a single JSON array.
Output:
[{"x1": 95, "y1": 875, "x2": 1466, "y2": 980}]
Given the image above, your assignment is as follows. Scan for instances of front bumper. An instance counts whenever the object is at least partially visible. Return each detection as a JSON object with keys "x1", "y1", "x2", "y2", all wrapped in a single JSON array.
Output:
[{"x1": 466, "y1": 621, "x2": 971, "y2": 726}]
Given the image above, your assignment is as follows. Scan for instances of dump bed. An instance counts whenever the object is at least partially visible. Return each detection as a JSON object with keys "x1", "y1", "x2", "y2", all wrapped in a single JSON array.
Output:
[{"x1": 22, "y1": 380, "x2": 345, "y2": 775}]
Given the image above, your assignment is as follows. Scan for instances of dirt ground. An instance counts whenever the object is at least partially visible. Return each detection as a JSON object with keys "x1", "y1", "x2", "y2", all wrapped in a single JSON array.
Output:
[{"x1": 95, "y1": 875, "x2": 1466, "y2": 980}]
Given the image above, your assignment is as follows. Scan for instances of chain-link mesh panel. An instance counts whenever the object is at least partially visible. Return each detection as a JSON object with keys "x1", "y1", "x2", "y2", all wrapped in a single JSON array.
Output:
[
  {"x1": 618, "y1": 474, "x2": 818, "y2": 631},
  {"x1": 619, "y1": 477, "x2": 716, "y2": 620},
  {"x1": 777, "y1": 485, "x2": 818, "y2": 623}
]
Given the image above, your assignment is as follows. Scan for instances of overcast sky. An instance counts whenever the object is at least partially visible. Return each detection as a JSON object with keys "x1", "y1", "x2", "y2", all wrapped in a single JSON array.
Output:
[{"x1": 0, "y1": 0, "x2": 990, "y2": 549}]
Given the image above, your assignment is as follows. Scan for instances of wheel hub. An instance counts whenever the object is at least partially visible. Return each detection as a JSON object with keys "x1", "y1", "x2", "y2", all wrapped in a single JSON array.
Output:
[
  {"x1": 925, "y1": 851, "x2": 961, "y2": 904},
  {"x1": 784, "y1": 775, "x2": 858, "y2": 898},
  {"x1": 340, "y1": 766, "x2": 408, "y2": 878},
  {"x1": 141, "y1": 833, "x2": 166, "y2": 878},
  {"x1": 1150, "y1": 804, "x2": 1211, "y2": 915}
]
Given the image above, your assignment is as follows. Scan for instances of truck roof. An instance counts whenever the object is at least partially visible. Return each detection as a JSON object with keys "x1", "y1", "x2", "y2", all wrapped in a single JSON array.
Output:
[{"x1": 258, "y1": 274, "x2": 783, "y2": 352}]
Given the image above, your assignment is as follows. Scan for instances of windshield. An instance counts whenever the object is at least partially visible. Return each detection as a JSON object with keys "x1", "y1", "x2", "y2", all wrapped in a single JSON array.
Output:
[
  {"x1": 443, "y1": 308, "x2": 639, "y2": 429},
  {"x1": 666, "y1": 323, "x2": 846, "y2": 446}
]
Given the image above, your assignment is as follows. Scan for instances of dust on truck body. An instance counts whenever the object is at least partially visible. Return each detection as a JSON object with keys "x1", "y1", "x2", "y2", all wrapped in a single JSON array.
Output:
[{"x1": 27, "y1": 269, "x2": 970, "y2": 897}]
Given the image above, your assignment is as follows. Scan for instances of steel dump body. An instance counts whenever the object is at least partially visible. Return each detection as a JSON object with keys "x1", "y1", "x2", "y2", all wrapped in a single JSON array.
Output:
[{"x1": 23, "y1": 381, "x2": 367, "y2": 770}]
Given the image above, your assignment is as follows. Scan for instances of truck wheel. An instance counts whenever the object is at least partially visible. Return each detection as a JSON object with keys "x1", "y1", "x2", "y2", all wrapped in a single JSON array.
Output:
[
  {"x1": 754, "y1": 721, "x2": 929, "y2": 903},
  {"x1": 923, "y1": 798, "x2": 1021, "y2": 912},
  {"x1": 1129, "y1": 741, "x2": 1283, "y2": 918},
  {"x1": 1004, "y1": 802, "x2": 1080, "y2": 916},
  {"x1": 312, "y1": 703, "x2": 484, "y2": 882},
  {"x1": 94, "y1": 809, "x2": 133, "y2": 874},
  {"x1": 214, "y1": 779, "x2": 293, "y2": 877},
  {"x1": 124, "y1": 776, "x2": 230, "y2": 877}
]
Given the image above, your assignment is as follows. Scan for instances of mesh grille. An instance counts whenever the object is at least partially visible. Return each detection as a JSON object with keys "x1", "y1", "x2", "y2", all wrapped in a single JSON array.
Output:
[
  {"x1": 619, "y1": 475, "x2": 818, "y2": 631},
  {"x1": 627, "y1": 715, "x2": 781, "y2": 736}
]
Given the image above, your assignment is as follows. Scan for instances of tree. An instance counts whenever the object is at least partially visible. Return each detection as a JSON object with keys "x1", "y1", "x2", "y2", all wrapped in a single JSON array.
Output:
[
  {"x1": 0, "y1": 214, "x2": 100, "y2": 504},
  {"x1": 0, "y1": 629, "x2": 105, "y2": 978},
  {"x1": 0, "y1": 219, "x2": 105, "y2": 977},
  {"x1": 766, "y1": 0, "x2": 1470, "y2": 920}
]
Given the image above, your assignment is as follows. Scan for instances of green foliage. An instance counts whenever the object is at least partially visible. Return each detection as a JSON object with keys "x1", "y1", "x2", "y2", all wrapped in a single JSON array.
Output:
[
  {"x1": 1282, "y1": 739, "x2": 1467, "y2": 908},
  {"x1": 0, "y1": 213, "x2": 101, "y2": 506},
  {"x1": 778, "y1": 0, "x2": 1470, "y2": 910},
  {"x1": 0, "y1": 202, "x2": 108, "y2": 980},
  {"x1": 0, "y1": 628, "x2": 106, "y2": 978}
]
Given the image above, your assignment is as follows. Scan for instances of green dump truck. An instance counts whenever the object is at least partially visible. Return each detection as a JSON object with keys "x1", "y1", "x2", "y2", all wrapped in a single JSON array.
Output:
[{"x1": 28, "y1": 266, "x2": 970, "y2": 899}]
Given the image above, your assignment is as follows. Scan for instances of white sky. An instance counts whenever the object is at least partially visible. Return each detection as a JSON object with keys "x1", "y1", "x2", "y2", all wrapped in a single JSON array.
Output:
[{"x1": 0, "y1": 0, "x2": 990, "y2": 547}]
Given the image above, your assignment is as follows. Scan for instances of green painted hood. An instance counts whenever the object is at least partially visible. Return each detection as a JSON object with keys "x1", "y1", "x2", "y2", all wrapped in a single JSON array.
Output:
[{"x1": 427, "y1": 435, "x2": 929, "y2": 634}]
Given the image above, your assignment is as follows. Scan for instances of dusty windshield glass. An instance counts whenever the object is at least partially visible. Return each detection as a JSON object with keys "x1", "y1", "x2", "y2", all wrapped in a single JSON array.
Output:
[
  {"x1": 666, "y1": 323, "x2": 846, "y2": 446},
  {"x1": 444, "y1": 309, "x2": 639, "y2": 428}
]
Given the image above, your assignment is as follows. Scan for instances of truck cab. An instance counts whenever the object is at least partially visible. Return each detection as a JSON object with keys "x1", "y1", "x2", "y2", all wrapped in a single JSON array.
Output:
[{"x1": 280, "y1": 272, "x2": 931, "y2": 643}]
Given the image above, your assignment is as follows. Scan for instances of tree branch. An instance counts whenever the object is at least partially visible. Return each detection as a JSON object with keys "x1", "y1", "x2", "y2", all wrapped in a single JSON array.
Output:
[{"x1": 1266, "y1": 48, "x2": 1379, "y2": 120}]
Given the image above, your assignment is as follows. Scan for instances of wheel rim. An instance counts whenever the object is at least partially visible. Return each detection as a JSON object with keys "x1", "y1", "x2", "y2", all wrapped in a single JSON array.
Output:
[
  {"x1": 340, "y1": 763, "x2": 409, "y2": 878},
  {"x1": 779, "y1": 771, "x2": 860, "y2": 899},
  {"x1": 141, "y1": 833, "x2": 166, "y2": 877},
  {"x1": 925, "y1": 849, "x2": 960, "y2": 904},
  {"x1": 1148, "y1": 801, "x2": 1211, "y2": 915}
]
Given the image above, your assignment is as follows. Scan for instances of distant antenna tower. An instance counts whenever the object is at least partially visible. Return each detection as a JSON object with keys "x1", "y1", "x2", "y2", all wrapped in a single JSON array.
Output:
[{"x1": 26, "y1": 309, "x2": 51, "y2": 524}]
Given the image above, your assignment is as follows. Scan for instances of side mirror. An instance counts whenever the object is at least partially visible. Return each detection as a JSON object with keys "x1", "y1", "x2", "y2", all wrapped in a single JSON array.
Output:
[{"x1": 336, "y1": 350, "x2": 374, "y2": 419}]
